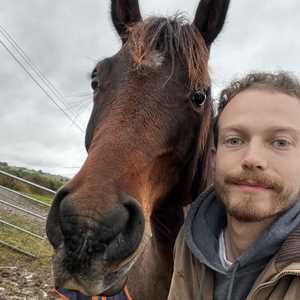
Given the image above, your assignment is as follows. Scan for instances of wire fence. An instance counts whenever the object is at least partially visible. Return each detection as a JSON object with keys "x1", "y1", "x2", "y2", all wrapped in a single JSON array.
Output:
[{"x1": 0, "y1": 171, "x2": 55, "y2": 258}]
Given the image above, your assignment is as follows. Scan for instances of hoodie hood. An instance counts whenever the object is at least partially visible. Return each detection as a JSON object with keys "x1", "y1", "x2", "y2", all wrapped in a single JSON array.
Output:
[{"x1": 185, "y1": 187, "x2": 227, "y2": 273}]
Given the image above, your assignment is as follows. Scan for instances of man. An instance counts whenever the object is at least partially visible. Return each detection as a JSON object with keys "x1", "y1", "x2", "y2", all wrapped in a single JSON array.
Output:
[{"x1": 168, "y1": 72, "x2": 300, "y2": 300}]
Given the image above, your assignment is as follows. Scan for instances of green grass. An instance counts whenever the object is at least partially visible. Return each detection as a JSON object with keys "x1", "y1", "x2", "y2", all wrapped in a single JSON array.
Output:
[
  {"x1": 24, "y1": 192, "x2": 54, "y2": 205},
  {"x1": 0, "y1": 163, "x2": 68, "y2": 194},
  {"x1": 0, "y1": 209, "x2": 45, "y2": 236},
  {"x1": 0, "y1": 163, "x2": 57, "y2": 270},
  {"x1": 0, "y1": 222, "x2": 52, "y2": 259},
  {"x1": 0, "y1": 241, "x2": 52, "y2": 270},
  {"x1": 0, "y1": 215, "x2": 52, "y2": 271},
  {"x1": 0, "y1": 208, "x2": 51, "y2": 261}
]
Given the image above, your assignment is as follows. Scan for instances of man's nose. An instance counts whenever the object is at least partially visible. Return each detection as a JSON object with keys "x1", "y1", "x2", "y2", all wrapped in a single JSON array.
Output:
[{"x1": 241, "y1": 140, "x2": 268, "y2": 171}]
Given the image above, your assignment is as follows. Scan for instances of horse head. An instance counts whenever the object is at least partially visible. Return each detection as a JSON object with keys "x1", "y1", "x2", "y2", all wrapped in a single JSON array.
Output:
[{"x1": 46, "y1": 0, "x2": 230, "y2": 296}]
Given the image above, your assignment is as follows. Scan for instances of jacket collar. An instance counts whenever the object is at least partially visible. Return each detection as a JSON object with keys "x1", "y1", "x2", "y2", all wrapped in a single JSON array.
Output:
[{"x1": 275, "y1": 223, "x2": 300, "y2": 267}]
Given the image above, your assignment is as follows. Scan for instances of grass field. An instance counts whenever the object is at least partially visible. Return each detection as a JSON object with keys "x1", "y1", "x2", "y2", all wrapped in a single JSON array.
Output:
[
  {"x1": 0, "y1": 209, "x2": 51, "y2": 260},
  {"x1": 24, "y1": 192, "x2": 54, "y2": 205},
  {"x1": 0, "y1": 163, "x2": 58, "y2": 277},
  {"x1": 0, "y1": 208, "x2": 45, "y2": 236},
  {"x1": 0, "y1": 225, "x2": 52, "y2": 261},
  {"x1": 0, "y1": 205, "x2": 52, "y2": 264}
]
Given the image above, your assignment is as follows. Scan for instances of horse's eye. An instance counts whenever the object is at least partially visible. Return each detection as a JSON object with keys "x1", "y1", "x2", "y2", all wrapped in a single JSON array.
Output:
[
  {"x1": 191, "y1": 89, "x2": 208, "y2": 107},
  {"x1": 91, "y1": 78, "x2": 99, "y2": 91},
  {"x1": 91, "y1": 68, "x2": 99, "y2": 91}
]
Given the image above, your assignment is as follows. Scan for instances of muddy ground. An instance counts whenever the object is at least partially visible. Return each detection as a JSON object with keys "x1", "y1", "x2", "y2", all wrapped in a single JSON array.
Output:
[{"x1": 0, "y1": 249, "x2": 57, "y2": 300}]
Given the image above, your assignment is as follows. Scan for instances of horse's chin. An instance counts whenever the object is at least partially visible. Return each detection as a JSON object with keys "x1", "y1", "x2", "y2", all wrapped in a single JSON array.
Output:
[
  {"x1": 52, "y1": 228, "x2": 152, "y2": 296},
  {"x1": 62, "y1": 274, "x2": 127, "y2": 296},
  {"x1": 52, "y1": 248, "x2": 132, "y2": 296},
  {"x1": 103, "y1": 276, "x2": 128, "y2": 296}
]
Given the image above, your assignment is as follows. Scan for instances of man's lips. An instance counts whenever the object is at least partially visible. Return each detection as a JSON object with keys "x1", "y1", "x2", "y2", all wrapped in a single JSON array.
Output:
[
  {"x1": 231, "y1": 181, "x2": 272, "y2": 191},
  {"x1": 227, "y1": 180, "x2": 273, "y2": 190},
  {"x1": 240, "y1": 180, "x2": 271, "y2": 188}
]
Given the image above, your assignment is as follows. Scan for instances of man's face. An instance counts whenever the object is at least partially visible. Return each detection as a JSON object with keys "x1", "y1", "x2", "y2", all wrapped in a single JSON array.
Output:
[{"x1": 213, "y1": 88, "x2": 300, "y2": 222}]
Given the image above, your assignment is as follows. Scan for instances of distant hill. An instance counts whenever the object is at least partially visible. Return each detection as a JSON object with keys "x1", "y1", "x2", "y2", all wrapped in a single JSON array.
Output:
[{"x1": 0, "y1": 162, "x2": 69, "y2": 196}]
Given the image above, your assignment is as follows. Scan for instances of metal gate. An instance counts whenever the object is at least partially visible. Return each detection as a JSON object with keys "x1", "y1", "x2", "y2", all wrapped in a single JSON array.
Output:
[{"x1": 0, "y1": 170, "x2": 55, "y2": 258}]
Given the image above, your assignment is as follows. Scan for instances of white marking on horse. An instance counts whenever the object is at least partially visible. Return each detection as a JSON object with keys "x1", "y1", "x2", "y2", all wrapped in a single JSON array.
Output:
[{"x1": 143, "y1": 51, "x2": 164, "y2": 68}]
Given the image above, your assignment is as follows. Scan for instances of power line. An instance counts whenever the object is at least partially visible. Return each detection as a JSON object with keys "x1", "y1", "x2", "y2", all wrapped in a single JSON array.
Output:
[
  {"x1": 0, "y1": 23, "x2": 91, "y2": 121},
  {"x1": 0, "y1": 24, "x2": 66, "y2": 103},
  {"x1": 0, "y1": 26, "x2": 84, "y2": 132},
  {"x1": 0, "y1": 25, "x2": 85, "y2": 133},
  {"x1": 0, "y1": 38, "x2": 84, "y2": 133}
]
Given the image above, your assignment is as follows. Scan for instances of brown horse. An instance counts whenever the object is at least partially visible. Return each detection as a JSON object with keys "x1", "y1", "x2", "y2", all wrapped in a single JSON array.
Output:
[{"x1": 46, "y1": 0, "x2": 230, "y2": 299}]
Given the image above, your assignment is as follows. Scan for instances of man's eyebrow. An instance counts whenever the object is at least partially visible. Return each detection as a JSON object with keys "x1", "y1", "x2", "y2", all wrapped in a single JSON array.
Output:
[
  {"x1": 266, "y1": 126, "x2": 300, "y2": 136},
  {"x1": 220, "y1": 125, "x2": 300, "y2": 136},
  {"x1": 219, "y1": 126, "x2": 247, "y2": 134}
]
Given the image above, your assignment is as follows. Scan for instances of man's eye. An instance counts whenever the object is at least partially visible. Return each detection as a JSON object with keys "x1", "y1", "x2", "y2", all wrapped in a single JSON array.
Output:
[
  {"x1": 272, "y1": 139, "x2": 291, "y2": 149},
  {"x1": 224, "y1": 137, "x2": 243, "y2": 146}
]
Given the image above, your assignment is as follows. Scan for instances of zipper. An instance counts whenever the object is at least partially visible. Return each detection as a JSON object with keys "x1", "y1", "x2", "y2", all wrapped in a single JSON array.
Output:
[{"x1": 248, "y1": 270, "x2": 300, "y2": 299}]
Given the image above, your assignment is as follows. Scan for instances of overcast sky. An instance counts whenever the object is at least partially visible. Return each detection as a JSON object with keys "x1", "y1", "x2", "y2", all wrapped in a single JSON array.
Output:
[{"x1": 1, "y1": 0, "x2": 300, "y2": 178}]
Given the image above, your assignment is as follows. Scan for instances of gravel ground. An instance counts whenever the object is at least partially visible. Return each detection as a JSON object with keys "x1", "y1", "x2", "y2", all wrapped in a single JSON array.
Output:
[{"x1": 0, "y1": 261, "x2": 57, "y2": 300}]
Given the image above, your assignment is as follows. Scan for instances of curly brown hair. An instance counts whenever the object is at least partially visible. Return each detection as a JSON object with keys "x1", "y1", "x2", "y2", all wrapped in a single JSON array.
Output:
[{"x1": 214, "y1": 71, "x2": 300, "y2": 147}]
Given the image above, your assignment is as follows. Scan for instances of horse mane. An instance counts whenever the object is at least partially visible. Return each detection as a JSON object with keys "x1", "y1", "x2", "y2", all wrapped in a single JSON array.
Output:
[{"x1": 127, "y1": 15, "x2": 210, "y2": 91}]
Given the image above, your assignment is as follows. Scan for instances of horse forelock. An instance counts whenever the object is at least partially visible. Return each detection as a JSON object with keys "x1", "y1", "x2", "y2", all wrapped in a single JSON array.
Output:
[{"x1": 127, "y1": 14, "x2": 210, "y2": 90}]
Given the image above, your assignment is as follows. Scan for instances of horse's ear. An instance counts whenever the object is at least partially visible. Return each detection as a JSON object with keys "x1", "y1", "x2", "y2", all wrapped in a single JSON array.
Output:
[
  {"x1": 193, "y1": 0, "x2": 230, "y2": 47},
  {"x1": 111, "y1": 0, "x2": 142, "y2": 44}
]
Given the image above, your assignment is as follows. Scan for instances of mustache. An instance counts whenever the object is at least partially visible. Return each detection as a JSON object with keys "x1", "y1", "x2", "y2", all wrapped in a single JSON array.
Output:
[{"x1": 224, "y1": 171, "x2": 283, "y2": 192}]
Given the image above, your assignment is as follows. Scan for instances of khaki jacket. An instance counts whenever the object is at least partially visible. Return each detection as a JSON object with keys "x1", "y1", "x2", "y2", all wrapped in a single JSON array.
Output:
[{"x1": 168, "y1": 224, "x2": 300, "y2": 300}]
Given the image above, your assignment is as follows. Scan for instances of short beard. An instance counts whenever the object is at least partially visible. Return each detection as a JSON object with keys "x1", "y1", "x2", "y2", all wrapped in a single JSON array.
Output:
[{"x1": 214, "y1": 173, "x2": 300, "y2": 222}]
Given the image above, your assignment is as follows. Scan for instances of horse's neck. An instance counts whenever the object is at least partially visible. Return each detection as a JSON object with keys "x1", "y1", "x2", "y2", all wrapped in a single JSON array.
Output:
[
  {"x1": 127, "y1": 236, "x2": 173, "y2": 299},
  {"x1": 127, "y1": 206, "x2": 184, "y2": 300}
]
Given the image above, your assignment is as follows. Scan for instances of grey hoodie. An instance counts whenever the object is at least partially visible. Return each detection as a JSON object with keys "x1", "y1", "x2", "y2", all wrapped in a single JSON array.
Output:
[{"x1": 184, "y1": 187, "x2": 300, "y2": 300}]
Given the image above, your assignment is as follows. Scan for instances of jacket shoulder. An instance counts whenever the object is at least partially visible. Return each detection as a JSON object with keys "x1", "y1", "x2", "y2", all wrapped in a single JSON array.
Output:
[
  {"x1": 250, "y1": 259, "x2": 300, "y2": 300},
  {"x1": 168, "y1": 227, "x2": 203, "y2": 300}
]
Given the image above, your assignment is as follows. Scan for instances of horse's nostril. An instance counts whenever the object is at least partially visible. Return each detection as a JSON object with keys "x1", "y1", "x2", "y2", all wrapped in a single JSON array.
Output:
[
  {"x1": 59, "y1": 197, "x2": 129, "y2": 251},
  {"x1": 46, "y1": 186, "x2": 70, "y2": 249},
  {"x1": 58, "y1": 194, "x2": 145, "y2": 266},
  {"x1": 105, "y1": 197, "x2": 145, "y2": 261}
]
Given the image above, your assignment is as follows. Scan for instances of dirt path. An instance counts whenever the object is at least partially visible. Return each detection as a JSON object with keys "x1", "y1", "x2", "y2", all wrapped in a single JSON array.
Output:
[{"x1": 0, "y1": 249, "x2": 56, "y2": 300}]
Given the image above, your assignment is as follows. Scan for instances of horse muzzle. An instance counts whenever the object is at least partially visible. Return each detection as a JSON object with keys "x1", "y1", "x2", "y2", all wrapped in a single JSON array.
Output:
[{"x1": 46, "y1": 189, "x2": 147, "y2": 295}]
